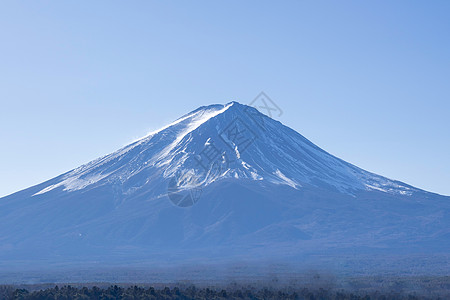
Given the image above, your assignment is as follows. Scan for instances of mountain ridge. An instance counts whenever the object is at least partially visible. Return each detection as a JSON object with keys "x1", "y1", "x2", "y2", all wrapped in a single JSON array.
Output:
[
  {"x1": 0, "y1": 101, "x2": 448, "y2": 276},
  {"x1": 27, "y1": 101, "x2": 430, "y2": 199}
]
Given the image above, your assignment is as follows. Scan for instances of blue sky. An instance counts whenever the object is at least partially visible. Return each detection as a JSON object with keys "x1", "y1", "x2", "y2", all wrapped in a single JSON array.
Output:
[{"x1": 0, "y1": 1, "x2": 449, "y2": 197}]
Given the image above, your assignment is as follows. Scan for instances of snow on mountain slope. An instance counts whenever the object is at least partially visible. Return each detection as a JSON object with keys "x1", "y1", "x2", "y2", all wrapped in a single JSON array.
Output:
[
  {"x1": 31, "y1": 101, "x2": 420, "y2": 198},
  {"x1": 0, "y1": 101, "x2": 448, "y2": 273}
]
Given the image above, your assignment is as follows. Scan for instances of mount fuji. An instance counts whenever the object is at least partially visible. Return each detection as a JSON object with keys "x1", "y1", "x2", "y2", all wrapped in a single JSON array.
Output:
[{"x1": 0, "y1": 101, "x2": 448, "y2": 277}]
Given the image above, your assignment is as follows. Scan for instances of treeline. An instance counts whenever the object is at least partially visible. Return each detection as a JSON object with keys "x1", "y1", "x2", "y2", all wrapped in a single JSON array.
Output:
[{"x1": 0, "y1": 284, "x2": 427, "y2": 300}]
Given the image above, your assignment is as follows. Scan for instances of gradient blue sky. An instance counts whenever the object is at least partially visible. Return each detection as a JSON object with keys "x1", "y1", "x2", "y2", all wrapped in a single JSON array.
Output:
[{"x1": 0, "y1": 1, "x2": 449, "y2": 197}]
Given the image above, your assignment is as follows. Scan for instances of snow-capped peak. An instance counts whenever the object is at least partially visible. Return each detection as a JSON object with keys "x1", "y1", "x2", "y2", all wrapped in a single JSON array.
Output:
[{"x1": 32, "y1": 101, "x2": 421, "y2": 197}]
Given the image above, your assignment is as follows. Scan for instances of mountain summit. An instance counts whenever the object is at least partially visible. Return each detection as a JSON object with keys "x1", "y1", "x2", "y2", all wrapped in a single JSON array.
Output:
[
  {"x1": 31, "y1": 101, "x2": 423, "y2": 200},
  {"x1": 0, "y1": 102, "x2": 448, "y2": 275}
]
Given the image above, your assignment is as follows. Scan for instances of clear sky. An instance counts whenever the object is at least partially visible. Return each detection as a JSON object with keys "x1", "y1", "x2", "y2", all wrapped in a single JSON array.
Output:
[{"x1": 0, "y1": 1, "x2": 449, "y2": 197}]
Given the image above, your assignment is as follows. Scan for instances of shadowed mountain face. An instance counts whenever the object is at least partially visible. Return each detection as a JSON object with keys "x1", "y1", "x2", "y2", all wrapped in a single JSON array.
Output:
[{"x1": 0, "y1": 102, "x2": 448, "y2": 274}]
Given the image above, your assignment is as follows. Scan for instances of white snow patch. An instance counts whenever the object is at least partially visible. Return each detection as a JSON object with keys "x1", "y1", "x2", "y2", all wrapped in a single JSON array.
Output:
[
  {"x1": 365, "y1": 184, "x2": 388, "y2": 193},
  {"x1": 241, "y1": 161, "x2": 251, "y2": 170},
  {"x1": 33, "y1": 173, "x2": 111, "y2": 196},
  {"x1": 251, "y1": 171, "x2": 263, "y2": 180},
  {"x1": 234, "y1": 146, "x2": 241, "y2": 159},
  {"x1": 273, "y1": 169, "x2": 299, "y2": 189}
]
